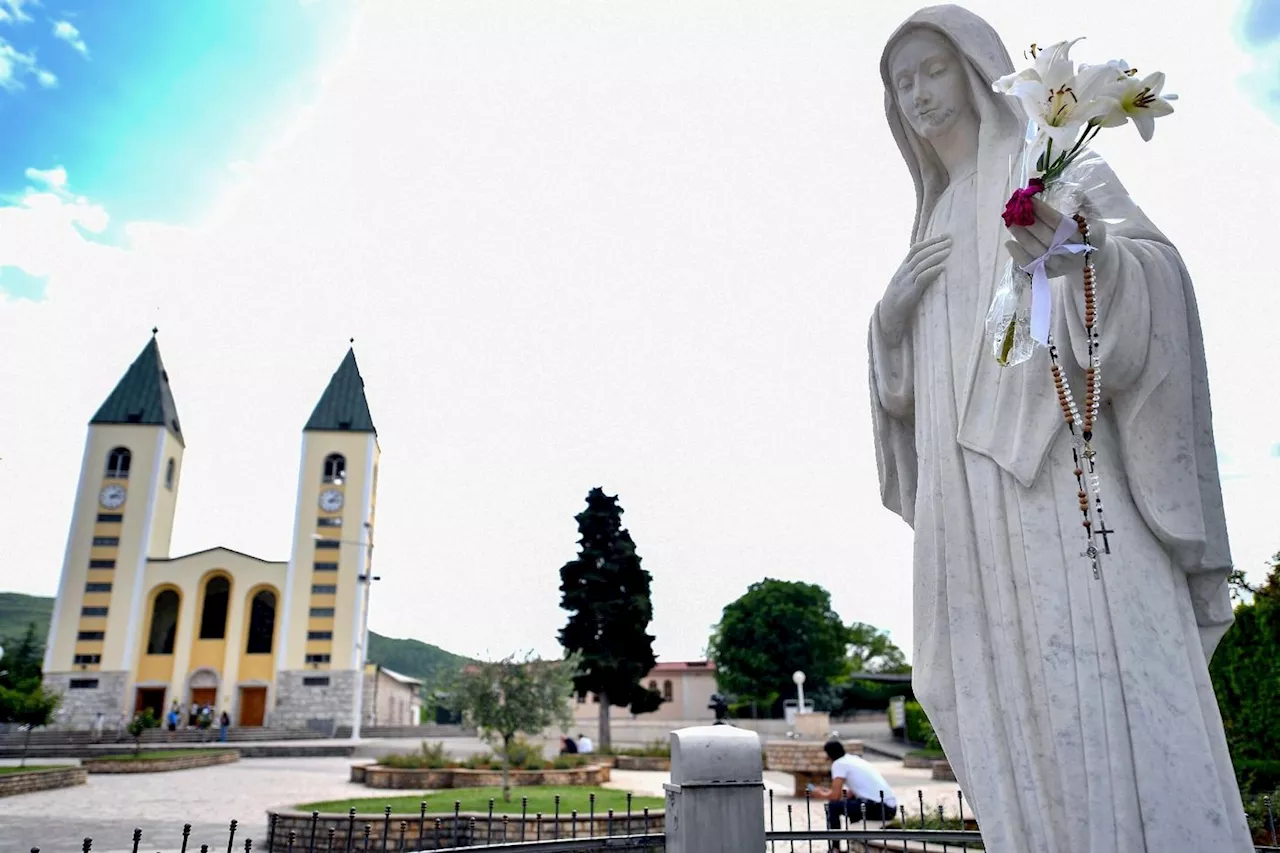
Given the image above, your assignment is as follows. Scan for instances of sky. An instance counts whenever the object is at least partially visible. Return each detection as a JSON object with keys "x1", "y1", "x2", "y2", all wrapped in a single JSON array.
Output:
[{"x1": 2, "y1": 0, "x2": 1279, "y2": 665}]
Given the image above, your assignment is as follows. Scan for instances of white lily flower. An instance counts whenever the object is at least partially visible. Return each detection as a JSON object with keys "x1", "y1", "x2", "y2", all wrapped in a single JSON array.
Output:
[
  {"x1": 1104, "y1": 70, "x2": 1176, "y2": 141},
  {"x1": 993, "y1": 39, "x2": 1118, "y2": 152}
]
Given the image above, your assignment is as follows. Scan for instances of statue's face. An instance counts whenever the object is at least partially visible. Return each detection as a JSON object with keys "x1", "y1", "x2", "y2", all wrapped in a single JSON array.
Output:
[{"x1": 889, "y1": 29, "x2": 971, "y2": 140}]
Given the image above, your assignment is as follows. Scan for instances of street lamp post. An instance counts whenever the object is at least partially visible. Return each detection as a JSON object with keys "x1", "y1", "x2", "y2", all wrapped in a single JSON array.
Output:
[
  {"x1": 312, "y1": 523, "x2": 378, "y2": 741},
  {"x1": 792, "y1": 670, "x2": 806, "y2": 716}
]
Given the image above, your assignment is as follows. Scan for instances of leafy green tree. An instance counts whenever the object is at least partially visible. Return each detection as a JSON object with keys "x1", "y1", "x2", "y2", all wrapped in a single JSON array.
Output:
[
  {"x1": 847, "y1": 622, "x2": 910, "y2": 674},
  {"x1": 559, "y1": 488, "x2": 662, "y2": 751},
  {"x1": 708, "y1": 579, "x2": 851, "y2": 715},
  {"x1": 1210, "y1": 554, "x2": 1280, "y2": 792},
  {"x1": 0, "y1": 623, "x2": 61, "y2": 766},
  {"x1": 451, "y1": 652, "x2": 576, "y2": 801},
  {"x1": 127, "y1": 708, "x2": 160, "y2": 756}
]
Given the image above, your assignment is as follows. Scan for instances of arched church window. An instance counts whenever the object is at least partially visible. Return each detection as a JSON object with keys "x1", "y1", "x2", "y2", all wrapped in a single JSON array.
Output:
[
  {"x1": 199, "y1": 576, "x2": 230, "y2": 639},
  {"x1": 323, "y1": 453, "x2": 346, "y2": 483},
  {"x1": 106, "y1": 447, "x2": 131, "y2": 479},
  {"x1": 246, "y1": 590, "x2": 277, "y2": 654},
  {"x1": 165, "y1": 458, "x2": 175, "y2": 490},
  {"x1": 146, "y1": 589, "x2": 179, "y2": 655}
]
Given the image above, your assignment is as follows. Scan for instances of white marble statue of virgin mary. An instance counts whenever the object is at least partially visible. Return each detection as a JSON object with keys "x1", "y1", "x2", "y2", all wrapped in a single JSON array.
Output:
[{"x1": 869, "y1": 6, "x2": 1252, "y2": 851}]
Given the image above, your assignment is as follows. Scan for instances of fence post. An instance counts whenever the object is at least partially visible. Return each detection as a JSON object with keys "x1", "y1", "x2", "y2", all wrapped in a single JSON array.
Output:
[{"x1": 664, "y1": 725, "x2": 765, "y2": 853}]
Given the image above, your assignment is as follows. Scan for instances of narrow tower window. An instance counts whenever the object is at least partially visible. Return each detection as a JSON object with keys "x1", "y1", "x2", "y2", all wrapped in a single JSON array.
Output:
[
  {"x1": 198, "y1": 576, "x2": 230, "y2": 639},
  {"x1": 246, "y1": 590, "x2": 277, "y2": 654},
  {"x1": 105, "y1": 447, "x2": 132, "y2": 479},
  {"x1": 146, "y1": 589, "x2": 180, "y2": 655},
  {"x1": 663, "y1": 680, "x2": 674, "y2": 702},
  {"x1": 165, "y1": 458, "x2": 175, "y2": 490},
  {"x1": 322, "y1": 453, "x2": 346, "y2": 483}
]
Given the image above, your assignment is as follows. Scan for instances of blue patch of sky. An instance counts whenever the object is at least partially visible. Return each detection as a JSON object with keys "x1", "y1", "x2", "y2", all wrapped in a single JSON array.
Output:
[
  {"x1": 0, "y1": 0, "x2": 357, "y2": 228},
  {"x1": 1241, "y1": 0, "x2": 1280, "y2": 46},
  {"x1": 0, "y1": 265, "x2": 48, "y2": 301}
]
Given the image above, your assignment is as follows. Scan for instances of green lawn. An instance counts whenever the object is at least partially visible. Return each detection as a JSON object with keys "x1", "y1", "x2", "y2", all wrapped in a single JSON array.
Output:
[
  {"x1": 299, "y1": 786, "x2": 664, "y2": 815},
  {"x1": 0, "y1": 765, "x2": 63, "y2": 774},
  {"x1": 905, "y1": 749, "x2": 946, "y2": 760},
  {"x1": 93, "y1": 749, "x2": 234, "y2": 761}
]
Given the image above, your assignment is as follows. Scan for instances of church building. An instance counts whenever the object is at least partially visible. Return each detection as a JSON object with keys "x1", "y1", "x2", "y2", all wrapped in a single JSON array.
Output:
[{"x1": 42, "y1": 333, "x2": 383, "y2": 731}]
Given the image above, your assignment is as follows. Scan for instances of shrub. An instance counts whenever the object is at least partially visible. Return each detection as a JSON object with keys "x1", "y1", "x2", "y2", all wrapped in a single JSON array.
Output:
[
  {"x1": 903, "y1": 701, "x2": 941, "y2": 751},
  {"x1": 381, "y1": 741, "x2": 451, "y2": 770},
  {"x1": 613, "y1": 740, "x2": 670, "y2": 759},
  {"x1": 1237, "y1": 759, "x2": 1280, "y2": 797},
  {"x1": 505, "y1": 736, "x2": 544, "y2": 770}
]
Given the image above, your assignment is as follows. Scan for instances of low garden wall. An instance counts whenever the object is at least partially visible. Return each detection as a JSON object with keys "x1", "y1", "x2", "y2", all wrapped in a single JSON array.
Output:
[
  {"x1": 764, "y1": 740, "x2": 863, "y2": 797},
  {"x1": 613, "y1": 755, "x2": 670, "y2": 772},
  {"x1": 351, "y1": 763, "x2": 610, "y2": 790},
  {"x1": 266, "y1": 808, "x2": 663, "y2": 852},
  {"x1": 0, "y1": 765, "x2": 87, "y2": 797},
  {"x1": 84, "y1": 750, "x2": 240, "y2": 774},
  {"x1": 930, "y1": 760, "x2": 956, "y2": 782}
]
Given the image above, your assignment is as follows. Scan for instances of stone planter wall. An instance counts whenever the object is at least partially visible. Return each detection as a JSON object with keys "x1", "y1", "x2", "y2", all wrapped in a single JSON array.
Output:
[
  {"x1": 613, "y1": 755, "x2": 670, "y2": 771},
  {"x1": 930, "y1": 760, "x2": 956, "y2": 782},
  {"x1": 0, "y1": 766, "x2": 87, "y2": 797},
  {"x1": 355, "y1": 763, "x2": 610, "y2": 790},
  {"x1": 84, "y1": 750, "x2": 239, "y2": 774},
  {"x1": 266, "y1": 809, "x2": 664, "y2": 852},
  {"x1": 764, "y1": 740, "x2": 863, "y2": 795}
]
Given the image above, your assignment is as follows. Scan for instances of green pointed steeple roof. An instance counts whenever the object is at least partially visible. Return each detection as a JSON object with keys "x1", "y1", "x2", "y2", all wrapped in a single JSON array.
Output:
[
  {"x1": 304, "y1": 347, "x2": 376, "y2": 434},
  {"x1": 90, "y1": 333, "x2": 184, "y2": 445}
]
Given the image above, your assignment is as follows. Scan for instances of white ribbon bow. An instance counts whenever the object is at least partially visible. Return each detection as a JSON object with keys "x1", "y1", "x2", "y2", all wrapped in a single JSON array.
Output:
[{"x1": 1020, "y1": 213, "x2": 1091, "y2": 345}]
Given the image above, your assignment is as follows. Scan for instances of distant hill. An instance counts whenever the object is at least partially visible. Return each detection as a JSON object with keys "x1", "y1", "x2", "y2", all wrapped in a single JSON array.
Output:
[
  {"x1": 0, "y1": 592, "x2": 52, "y2": 647},
  {"x1": 0, "y1": 592, "x2": 470, "y2": 686}
]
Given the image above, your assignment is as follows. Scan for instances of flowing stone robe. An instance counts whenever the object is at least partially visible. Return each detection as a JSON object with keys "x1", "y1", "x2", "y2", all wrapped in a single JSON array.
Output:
[{"x1": 868, "y1": 7, "x2": 1250, "y2": 851}]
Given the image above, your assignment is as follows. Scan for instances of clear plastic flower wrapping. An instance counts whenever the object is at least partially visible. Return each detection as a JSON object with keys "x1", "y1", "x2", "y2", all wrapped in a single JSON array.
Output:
[{"x1": 985, "y1": 124, "x2": 1113, "y2": 367}]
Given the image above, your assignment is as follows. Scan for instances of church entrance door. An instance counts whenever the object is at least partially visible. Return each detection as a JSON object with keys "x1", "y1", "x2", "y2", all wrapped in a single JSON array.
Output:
[
  {"x1": 191, "y1": 687, "x2": 217, "y2": 709},
  {"x1": 135, "y1": 687, "x2": 165, "y2": 717},
  {"x1": 238, "y1": 686, "x2": 266, "y2": 727}
]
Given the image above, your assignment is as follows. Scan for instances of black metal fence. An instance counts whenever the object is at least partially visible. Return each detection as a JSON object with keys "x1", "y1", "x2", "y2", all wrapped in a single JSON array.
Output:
[{"x1": 22, "y1": 789, "x2": 1279, "y2": 852}]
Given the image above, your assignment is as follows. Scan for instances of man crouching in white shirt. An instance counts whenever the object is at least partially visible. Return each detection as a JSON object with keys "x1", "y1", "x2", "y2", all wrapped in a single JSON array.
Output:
[{"x1": 812, "y1": 739, "x2": 899, "y2": 848}]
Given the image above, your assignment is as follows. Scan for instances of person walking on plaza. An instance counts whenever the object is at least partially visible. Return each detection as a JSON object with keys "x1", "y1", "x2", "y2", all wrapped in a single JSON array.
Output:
[{"x1": 813, "y1": 740, "x2": 898, "y2": 850}]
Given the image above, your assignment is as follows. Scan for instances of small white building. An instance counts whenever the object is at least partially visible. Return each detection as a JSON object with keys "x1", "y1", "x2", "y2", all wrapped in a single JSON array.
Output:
[
  {"x1": 573, "y1": 661, "x2": 718, "y2": 723},
  {"x1": 362, "y1": 664, "x2": 423, "y2": 727}
]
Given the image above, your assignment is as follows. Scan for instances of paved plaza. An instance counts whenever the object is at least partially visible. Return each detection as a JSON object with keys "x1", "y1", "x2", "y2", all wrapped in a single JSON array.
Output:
[{"x1": 2, "y1": 733, "x2": 964, "y2": 852}]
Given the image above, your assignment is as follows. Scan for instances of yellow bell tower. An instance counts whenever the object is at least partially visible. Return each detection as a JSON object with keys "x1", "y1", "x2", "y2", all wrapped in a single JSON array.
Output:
[
  {"x1": 271, "y1": 346, "x2": 380, "y2": 731},
  {"x1": 43, "y1": 331, "x2": 185, "y2": 718}
]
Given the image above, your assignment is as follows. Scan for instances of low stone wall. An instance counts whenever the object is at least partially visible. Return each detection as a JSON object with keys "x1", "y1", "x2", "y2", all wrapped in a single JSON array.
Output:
[
  {"x1": 84, "y1": 750, "x2": 240, "y2": 774},
  {"x1": 266, "y1": 809, "x2": 664, "y2": 852},
  {"x1": 0, "y1": 766, "x2": 87, "y2": 797},
  {"x1": 930, "y1": 760, "x2": 956, "y2": 782},
  {"x1": 614, "y1": 755, "x2": 670, "y2": 771},
  {"x1": 355, "y1": 763, "x2": 610, "y2": 790},
  {"x1": 901, "y1": 754, "x2": 937, "y2": 770}
]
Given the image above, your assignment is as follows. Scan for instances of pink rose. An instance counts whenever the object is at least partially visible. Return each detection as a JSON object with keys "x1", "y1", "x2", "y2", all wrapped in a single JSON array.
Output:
[{"x1": 1002, "y1": 178, "x2": 1045, "y2": 228}]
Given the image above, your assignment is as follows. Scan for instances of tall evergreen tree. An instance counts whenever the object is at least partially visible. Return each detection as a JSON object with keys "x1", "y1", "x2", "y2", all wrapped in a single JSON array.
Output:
[{"x1": 559, "y1": 488, "x2": 662, "y2": 751}]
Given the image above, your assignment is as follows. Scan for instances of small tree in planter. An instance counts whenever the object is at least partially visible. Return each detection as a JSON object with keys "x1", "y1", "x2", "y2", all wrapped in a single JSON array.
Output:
[
  {"x1": 451, "y1": 652, "x2": 576, "y2": 802},
  {"x1": 127, "y1": 708, "x2": 160, "y2": 755},
  {"x1": 0, "y1": 624, "x2": 62, "y2": 767},
  {"x1": 0, "y1": 683, "x2": 61, "y2": 767}
]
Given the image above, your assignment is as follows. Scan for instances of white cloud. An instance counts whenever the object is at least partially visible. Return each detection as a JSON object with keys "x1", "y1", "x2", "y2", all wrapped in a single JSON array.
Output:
[
  {"x1": 51, "y1": 19, "x2": 87, "y2": 56},
  {"x1": 24, "y1": 165, "x2": 67, "y2": 188},
  {"x1": 0, "y1": 167, "x2": 115, "y2": 287},
  {"x1": 0, "y1": 0, "x2": 33, "y2": 25},
  {"x1": 0, "y1": 36, "x2": 53, "y2": 91}
]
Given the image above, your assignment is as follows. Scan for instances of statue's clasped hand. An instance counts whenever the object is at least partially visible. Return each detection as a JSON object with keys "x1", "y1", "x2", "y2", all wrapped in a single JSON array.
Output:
[{"x1": 1004, "y1": 197, "x2": 1108, "y2": 278}]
